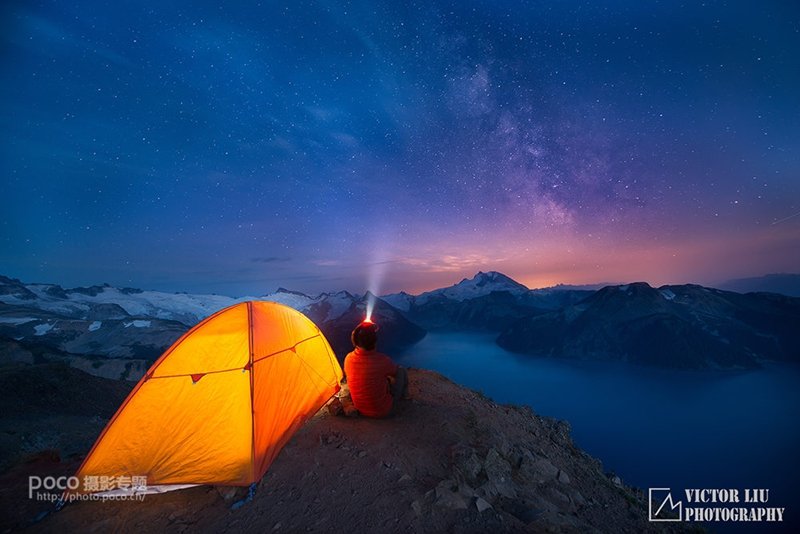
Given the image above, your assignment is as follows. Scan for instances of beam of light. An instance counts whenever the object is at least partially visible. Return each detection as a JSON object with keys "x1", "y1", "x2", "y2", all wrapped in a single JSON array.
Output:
[
  {"x1": 364, "y1": 240, "x2": 392, "y2": 322},
  {"x1": 364, "y1": 270, "x2": 383, "y2": 321},
  {"x1": 771, "y1": 211, "x2": 800, "y2": 226},
  {"x1": 364, "y1": 301, "x2": 374, "y2": 322}
]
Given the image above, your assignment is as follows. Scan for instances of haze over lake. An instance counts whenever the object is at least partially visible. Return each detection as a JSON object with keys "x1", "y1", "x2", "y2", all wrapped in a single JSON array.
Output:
[{"x1": 396, "y1": 331, "x2": 800, "y2": 517}]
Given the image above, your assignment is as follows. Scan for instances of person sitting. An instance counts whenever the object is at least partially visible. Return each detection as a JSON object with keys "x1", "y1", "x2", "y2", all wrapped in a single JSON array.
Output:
[{"x1": 343, "y1": 320, "x2": 408, "y2": 418}]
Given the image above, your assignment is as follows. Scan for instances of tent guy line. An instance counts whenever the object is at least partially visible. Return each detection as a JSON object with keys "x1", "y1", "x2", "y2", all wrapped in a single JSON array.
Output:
[{"x1": 146, "y1": 333, "x2": 325, "y2": 381}]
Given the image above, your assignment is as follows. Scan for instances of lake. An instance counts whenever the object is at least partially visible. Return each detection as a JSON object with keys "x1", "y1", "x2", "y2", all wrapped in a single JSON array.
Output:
[{"x1": 395, "y1": 331, "x2": 800, "y2": 524}]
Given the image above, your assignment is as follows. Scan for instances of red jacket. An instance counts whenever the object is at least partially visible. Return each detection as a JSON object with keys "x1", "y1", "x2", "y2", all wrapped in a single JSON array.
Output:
[{"x1": 344, "y1": 348, "x2": 398, "y2": 418}]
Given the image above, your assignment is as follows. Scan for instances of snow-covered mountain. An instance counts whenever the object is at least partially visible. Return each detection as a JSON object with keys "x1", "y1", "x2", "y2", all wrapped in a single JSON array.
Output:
[
  {"x1": 0, "y1": 275, "x2": 365, "y2": 328},
  {"x1": 382, "y1": 271, "x2": 594, "y2": 330},
  {"x1": 5, "y1": 271, "x2": 794, "y2": 375},
  {"x1": 2, "y1": 270, "x2": 558, "y2": 376},
  {"x1": 414, "y1": 271, "x2": 529, "y2": 305},
  {"x1": 0, "y1": 276, "x2": 319, "y2": 325},
  {"x1": 1, "y1": 271, "x2": 544, "y2": 351},
  {"x1": 379, "y1": 291, "x2": 415, "y2": 312},
  {"x1": 0, "y1": 275, "x2": 425, "y2": 379}
]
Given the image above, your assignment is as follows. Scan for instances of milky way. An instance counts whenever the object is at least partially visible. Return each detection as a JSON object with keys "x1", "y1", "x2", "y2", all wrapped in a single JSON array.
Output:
[{"x1": 2, "y1": 1, "x2": 798, "y2": 295}]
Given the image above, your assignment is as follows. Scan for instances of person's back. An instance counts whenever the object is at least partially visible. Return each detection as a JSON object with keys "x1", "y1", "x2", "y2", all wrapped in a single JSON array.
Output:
[
  {"x1": 344, "y1": 347, "x2": 396, "y2": 417},
  {"x1": 343, "y1": 320, "x2": 407, "y2": 418}
]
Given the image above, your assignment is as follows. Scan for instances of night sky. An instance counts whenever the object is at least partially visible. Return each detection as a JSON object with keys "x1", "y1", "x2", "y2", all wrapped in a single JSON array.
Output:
[{"x1": 2, "y1": 1, "x2": 799, "y2": 296}]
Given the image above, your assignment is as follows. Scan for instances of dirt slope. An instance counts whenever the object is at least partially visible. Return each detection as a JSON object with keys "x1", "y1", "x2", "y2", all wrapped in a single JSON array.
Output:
[{"x1": 7, "y1": 369, "x2": 689, "y2": 533}]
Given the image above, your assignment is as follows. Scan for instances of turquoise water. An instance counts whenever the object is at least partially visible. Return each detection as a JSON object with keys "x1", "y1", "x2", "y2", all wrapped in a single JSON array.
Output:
[{"x1": 396, "y1": 331, "x2": 800, "y2": 520}]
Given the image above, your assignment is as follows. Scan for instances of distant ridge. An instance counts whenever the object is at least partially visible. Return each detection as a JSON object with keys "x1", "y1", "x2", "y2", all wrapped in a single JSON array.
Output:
[
  {"x1": 718, "y1": 273, "x2": 800, "y2": 297},
  {"x1": 532, "y1": 282, "x2": 617, "y2": 292}
]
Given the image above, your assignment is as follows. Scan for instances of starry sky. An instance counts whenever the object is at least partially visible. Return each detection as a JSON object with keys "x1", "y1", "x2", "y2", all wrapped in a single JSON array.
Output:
[{"x1": 2, "y1": 0, "x2": 799, "y2": 296}]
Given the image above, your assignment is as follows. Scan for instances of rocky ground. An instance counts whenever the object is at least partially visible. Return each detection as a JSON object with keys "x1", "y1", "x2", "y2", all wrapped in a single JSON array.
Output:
[
  {"x1": 2, "y1": 368, "x2": 693, "y2": 533},
  {"x1": 0, "y1": 363, "x2": 131, "y2": 474}
]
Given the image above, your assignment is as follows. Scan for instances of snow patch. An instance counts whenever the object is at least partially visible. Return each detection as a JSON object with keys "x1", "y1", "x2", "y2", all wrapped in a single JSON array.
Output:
[
  {"x1": 34, "y1": 323, "x2": 55, "y2": 336},
  {"x1": 263, "y1": 291, "x2": 316, "y2": 310},
  {"x1": 56, "y1": 286, "x2": 257, "y2": 324},
  {"x1": 88, "y1": 320, "x2": 103, "y2": 331},
  {"x1": 123, "y1": 320, "x2": 152, "y2": 328},
  {"x1": 0, "y1": 317, "x2": 37, "y2": 325},
  {"x1": 659, "y1": 289, "x2": 676, "y2": 300},
  {"x1": 381, "y1": 292, "x2": 413, "y2": 312},
  {"x1": 321, "y1": 292, "x2": 354, "y2": 322}
]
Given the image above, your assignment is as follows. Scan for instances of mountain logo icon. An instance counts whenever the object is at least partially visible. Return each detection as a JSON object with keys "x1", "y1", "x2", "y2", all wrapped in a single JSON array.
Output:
[{"x1": 649, "y1": 488, "x2": 683, "y2": 522}]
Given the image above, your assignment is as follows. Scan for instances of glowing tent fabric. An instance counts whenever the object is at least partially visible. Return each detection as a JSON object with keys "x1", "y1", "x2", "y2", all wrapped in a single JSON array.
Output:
[{"x1": 71, "y1": 301, "x2": 342, "y2": 493}]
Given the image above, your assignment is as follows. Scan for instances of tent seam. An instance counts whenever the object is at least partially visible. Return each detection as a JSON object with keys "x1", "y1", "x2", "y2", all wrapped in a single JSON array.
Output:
[{"x1": 248, "y1": 301, "x2": 256, "y2": 485}]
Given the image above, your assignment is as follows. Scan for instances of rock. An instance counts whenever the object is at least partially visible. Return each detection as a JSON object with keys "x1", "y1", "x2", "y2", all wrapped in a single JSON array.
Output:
[
  {"x1": 475, "y1": 497, "x2": 492, "y2": 513},
  {"x1": 477, "y1": 481, "x2": 498, "y2": 502},
  {"x1": 495, "y1": 480, "x2": 517, "y2": 499},
  {"x1": 342, "y1": 401, "x2": 359, "y2": 417},
  {"x1": 570, "y1": 490, "x2": 587, "y2": 506},
  {"x1": 411, "y1": 500, "x2": 422, "y2": 517},
  {"x1": 398, "y1": 474, "x2": 412, "y2": 483},
  {"x1": 611, "y1": 475, "x2": 622, "y2": 487},
  {"x1": 478, "y1": 478, "x2": 517, "y2": 500},
  {"x1": 436, "y1": 479, "x2": 457, "y2": 492},
  {"x1": 435, "y1": 488, "x2": 468, "y2": 510},
  {"x1": 326, "y1": 398, "x2": 343, "y2": 416},
  {"x1": 321, "y1": 431, "x2": 342, "y2": 445},
  {"x1": 435, "y1": 480, "x2": 468, "y2": 510},
  {"x1": 458, "y1": 483, "x2": 475, "y2": 498},
  {"x1": 497, "y1": 435, "x2": 512, "y2": 458},
  {"x1": 483, "y1": 448, "x2": 517, "y2": 498},
  {"x1": 514, "y1": 447, "x2": 537, "y2": 471},
  {"x1": 483, "y1": 448, "x2": 512, "y2": 481},
  {"x1": 507, "y1": 446, "x2": 526, "y2": 469},
  {"x1": 357, "y1": 450, "x2": 366, "y2": 458},
  {"x1": 336, "y1": 387, "x2": 359, "y2": 416},
  {"x1": 450, "y1": 442, "x2": 483, "y2": 482},
  {"x1": 557, "y1": 469, "x2": 571, "y2": 484},
  {"x1": 463, "y1": 453, "x2": 483, "y2": 481},
  {"x1": 214, "y1": 486, "x2": 239, "y2": 502},
  {"x1": 551, "y1": 487, "x2": 571, "y2": 505},
  {"x1": 529, "y1": 458, "x2": 559, "y2": 482}
]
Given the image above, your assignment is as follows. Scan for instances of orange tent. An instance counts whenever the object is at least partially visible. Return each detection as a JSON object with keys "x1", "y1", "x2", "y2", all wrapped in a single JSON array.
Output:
[{"x1": 69, "y1": 301, "x2": 342, "y2": 494}]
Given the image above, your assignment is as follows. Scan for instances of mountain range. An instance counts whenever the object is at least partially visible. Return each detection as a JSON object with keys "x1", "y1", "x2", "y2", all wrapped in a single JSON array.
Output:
[
  {"x1": 718, "y1": 273, "x2": 800, "y2": 297},
  {"x1": 1, "y1": 271, "x2": 798, "y2": 376},
  {"x1": 497, "y1": 282, "x2": 799, "y2": 369}
]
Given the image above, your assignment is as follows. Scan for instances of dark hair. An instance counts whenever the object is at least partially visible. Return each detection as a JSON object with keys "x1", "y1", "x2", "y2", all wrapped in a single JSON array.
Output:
[{"x1": 351, "y1": 322, "x2": 378, "y2": 350}]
